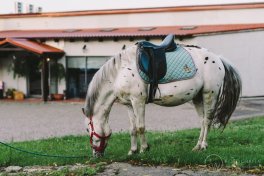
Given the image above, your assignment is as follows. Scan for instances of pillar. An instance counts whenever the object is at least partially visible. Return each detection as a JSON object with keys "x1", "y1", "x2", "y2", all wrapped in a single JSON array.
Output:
[{"x1": 41, "y1": 57, "x2": 49, "y2": 102}]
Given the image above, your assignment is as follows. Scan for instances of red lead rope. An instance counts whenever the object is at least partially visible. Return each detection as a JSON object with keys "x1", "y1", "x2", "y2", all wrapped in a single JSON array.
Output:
[{"x1": 88, "y1": 116, "x2": 112, "y2": 153}]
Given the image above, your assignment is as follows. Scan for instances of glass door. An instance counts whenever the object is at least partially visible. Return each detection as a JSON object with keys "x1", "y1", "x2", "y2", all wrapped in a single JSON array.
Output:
[{"x1": 66, "y1": 56, "x2": 109, "y2": 98}]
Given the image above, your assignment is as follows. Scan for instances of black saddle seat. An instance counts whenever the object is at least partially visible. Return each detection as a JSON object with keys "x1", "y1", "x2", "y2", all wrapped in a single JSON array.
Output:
[
  {"x1": 137, "y1": 34, "x2": 177, "y2": 103},
  {"x1": 138, "y1": 34, "x2": 177, "y2": 52}
]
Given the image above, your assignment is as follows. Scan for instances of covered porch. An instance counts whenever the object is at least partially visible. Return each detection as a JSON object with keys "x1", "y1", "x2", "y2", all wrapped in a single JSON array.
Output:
[{"x1": 0, "y1": 38, "x2": 64, "y2": 101}]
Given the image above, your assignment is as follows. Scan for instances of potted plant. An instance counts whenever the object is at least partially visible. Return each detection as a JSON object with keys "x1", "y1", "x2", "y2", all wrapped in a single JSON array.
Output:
[
  {"x1": 50, "y1": 62, "x2": 66, "y2": 100},
  {"x1": 6, "y1": 88, "x2": 16, "y2": 99},
  {"x1": 50, "y1": 62, "x2": 65, "y2": 83}
]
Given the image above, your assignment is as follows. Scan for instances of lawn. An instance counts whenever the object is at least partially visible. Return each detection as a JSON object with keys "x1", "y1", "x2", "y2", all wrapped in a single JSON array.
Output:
[{"x1": 0, "y1": 116, "x2": 263, "y2": 171}]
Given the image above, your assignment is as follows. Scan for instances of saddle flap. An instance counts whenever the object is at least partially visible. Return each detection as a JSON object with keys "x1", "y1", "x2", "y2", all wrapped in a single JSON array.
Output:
[
  {"x1": 138, "y1": 50, "x2": 150, "y2": 73},
  {"x1": 137, "y1": 46, "x2": 167, "y2": 80},
  {"x1": 150, "y1": 48, "x2": 167, "y2": 80},
  {"x1": 136, "y1": 34, "x2": 176, "y2": 103}
]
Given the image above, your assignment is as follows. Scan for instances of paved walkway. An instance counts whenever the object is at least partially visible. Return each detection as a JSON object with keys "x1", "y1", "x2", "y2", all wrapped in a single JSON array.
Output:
[
  {"x1": 1, "y1": 162, "x2": 258, "y2": 176},
  {"x1": 0, "y1": 98, "x2": 264, "y2": 142}
]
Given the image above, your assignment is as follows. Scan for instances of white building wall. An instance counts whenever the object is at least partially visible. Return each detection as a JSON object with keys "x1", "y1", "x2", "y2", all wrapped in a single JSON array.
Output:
[
  {"x1": 0, "y1": 20, "x2": 3, "y2": 30},
  {"x1": 1, "y1": 8, "x2": 264, "y2": 30},
  {"x1": 194, "y1": 31, "x2": 264, "y2": 97},
  {"x1": 62, "y1": 38, "x2": 193, "y2": 56},
  {"x1": 63, "y1": 40, "x2": 133, "y2": 56}
]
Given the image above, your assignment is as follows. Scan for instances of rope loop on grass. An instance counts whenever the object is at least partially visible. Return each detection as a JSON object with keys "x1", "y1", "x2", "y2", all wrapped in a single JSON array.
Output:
[{"x1": 0, "y1": 141, "x2": 89, "y2": 159}]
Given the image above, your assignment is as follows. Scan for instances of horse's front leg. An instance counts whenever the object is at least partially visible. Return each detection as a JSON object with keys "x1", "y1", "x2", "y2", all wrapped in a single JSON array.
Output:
[
  {"x1": 131, "y1": 99, "x2": 149, "y2": 153},
  {"x1": 127, "y1": 105, "x2": 138, "y2": 155}
]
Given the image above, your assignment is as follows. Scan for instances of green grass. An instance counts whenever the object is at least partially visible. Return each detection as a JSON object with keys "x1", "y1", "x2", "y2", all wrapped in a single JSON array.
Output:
[{"x1": 0, "y1": 117, "x2": 263, "y2": 170}]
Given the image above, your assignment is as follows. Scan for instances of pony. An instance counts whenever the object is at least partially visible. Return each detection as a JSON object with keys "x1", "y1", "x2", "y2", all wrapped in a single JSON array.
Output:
[{"x1": 82, "y1": 40, "x2": 242, "y2": 157}]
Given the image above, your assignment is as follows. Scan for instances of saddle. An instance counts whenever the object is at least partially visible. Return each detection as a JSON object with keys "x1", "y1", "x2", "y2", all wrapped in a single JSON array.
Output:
[{"x1": 137, "y1": 34, "x2": 177, "y2": 103}]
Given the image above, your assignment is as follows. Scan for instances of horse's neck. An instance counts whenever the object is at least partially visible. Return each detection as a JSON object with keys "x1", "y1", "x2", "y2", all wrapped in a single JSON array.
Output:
[
  {"x1": 86, "y1": 56, "x2": 120, "y2": 120},
  {"x1": 84, "y1": 47, "x2": 136, "y2": 119},
  {"x1": 93, "y1": 83, "x2": 116, "y2": 121}
]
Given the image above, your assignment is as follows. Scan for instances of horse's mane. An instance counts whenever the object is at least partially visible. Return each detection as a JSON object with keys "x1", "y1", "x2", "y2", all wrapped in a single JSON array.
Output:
[{"x1": 83, "y1": 53, "x2": 122, "y2": 117}]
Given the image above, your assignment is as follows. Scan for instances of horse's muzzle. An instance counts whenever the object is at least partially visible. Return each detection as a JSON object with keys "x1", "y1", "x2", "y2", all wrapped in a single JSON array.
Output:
[{"x1": 93, "y1": 150, "x2": 104, "y2": 157}]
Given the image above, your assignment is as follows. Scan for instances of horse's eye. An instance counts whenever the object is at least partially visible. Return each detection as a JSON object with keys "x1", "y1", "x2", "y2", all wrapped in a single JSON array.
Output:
[{"x1": 86, "y1": 128, "x2": 89, "y2": 133}]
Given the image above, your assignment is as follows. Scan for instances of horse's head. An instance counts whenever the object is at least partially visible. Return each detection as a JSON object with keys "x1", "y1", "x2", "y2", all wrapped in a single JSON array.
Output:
[
  {"x1": 81, "y1": 56, "x2": 118, "y2": 156},
  {"x1": 83, "y1": 108, "x2": 112, "y2": 157}
]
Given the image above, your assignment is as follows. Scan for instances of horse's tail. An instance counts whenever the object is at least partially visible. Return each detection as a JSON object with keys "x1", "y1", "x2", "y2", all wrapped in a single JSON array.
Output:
[{"x1": 212, "y1": 59, "x2": 242, "y2": 128}]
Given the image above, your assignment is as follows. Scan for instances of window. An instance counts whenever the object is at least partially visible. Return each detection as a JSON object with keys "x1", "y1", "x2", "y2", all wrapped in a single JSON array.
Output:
[
  {"x1": 17, "y1": 2, "x2": 23, "y2": 13},
  {"x1": 37, "y1": 7, "x2": 42, "y2": 13},
  {"x1": 29, "y1": 4, "x2": 34, "y2": 13},
  {"x1": 86, "y1": 56, "x2": 109, "y2": 69},
  {"x1": 66, "y1": 56, "x2": 109, "y2": 98}
]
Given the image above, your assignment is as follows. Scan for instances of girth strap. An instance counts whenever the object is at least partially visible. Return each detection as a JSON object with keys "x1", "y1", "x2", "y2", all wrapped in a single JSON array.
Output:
[
  {"x1": 137, "y1": 44, "x2": 167, "y2": 103},
  {"x1": 148, "y1": 47, "x2": 166, "y2": 102}
]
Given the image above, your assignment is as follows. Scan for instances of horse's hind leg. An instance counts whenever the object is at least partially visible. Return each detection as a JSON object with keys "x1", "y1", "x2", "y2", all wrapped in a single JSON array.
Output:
[
  {"x1": 193, "y1": 90, "x2": 218, "y2": 151},
  {"x1": 127, "y1": 106, "x2": 138, "y2": 155},
  {"x1": 192, "y1": 92, "x2": 205, "y2": 151},
  {"x1": 201, "y1": 91, "x2": 217, "y2": 150}
]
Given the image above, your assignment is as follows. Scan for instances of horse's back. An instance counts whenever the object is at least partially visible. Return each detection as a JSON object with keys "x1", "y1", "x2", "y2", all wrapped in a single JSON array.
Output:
[
  {"x1": 153, "y1": 46, "x2": 225, "y2": 107},
  {"x1": 114, "y1": 45, "x2": 226, "y2": 107}
]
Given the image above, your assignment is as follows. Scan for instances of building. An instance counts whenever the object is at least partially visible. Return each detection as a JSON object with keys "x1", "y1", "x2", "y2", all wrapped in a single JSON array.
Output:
[
  {"x1": 0, "y1": 2, "x2": 264, "y2": 101},
  {"x1": 0, "y1": 1, "x2": 43, "y2": 14}
]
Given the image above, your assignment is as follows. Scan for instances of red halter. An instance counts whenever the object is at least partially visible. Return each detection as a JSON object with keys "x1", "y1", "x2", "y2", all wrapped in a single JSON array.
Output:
[{"x1": 88, "y1": 116, "x2": 111, "y2": 153}]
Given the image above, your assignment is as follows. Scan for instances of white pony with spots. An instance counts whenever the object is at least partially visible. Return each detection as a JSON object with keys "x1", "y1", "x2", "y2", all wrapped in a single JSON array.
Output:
[{"x1": 82, "y1": 41, "x2": 242, "y2": 157}]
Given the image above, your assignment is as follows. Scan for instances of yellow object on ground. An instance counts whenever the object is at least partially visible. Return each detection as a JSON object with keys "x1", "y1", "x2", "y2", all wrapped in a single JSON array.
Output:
[{"x1": 13, "y1": 91, "x2": 24, "y2": 100}]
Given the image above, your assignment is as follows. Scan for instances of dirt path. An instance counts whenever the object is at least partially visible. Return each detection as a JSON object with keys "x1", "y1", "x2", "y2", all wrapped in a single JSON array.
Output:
[
  {"x1": 1, "y1": 162, "x2": 261, "y2": 176},
  {"x1": 97, "y1": 162, "x2": 260, "y2": 176}
]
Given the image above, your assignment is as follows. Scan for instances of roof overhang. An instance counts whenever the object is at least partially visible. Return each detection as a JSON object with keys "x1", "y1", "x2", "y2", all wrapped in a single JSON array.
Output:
[
  {"x1": 0, "y1": 38, "x2": 64, "y2": 57},
  {"x1": 0, "y1": 24, "x2": 264, "y2": 40}
]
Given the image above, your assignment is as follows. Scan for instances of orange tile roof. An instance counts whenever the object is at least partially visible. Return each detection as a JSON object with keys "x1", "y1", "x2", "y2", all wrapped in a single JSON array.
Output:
[
  {"x1": 0, "y1": 38, "x2": 64, "y2": 54},
  {"x1": 0, "y1": 24, "x2": 264, "y2": 39},
  {"x1": 0, "y1": 3, "x2": 263, "y2": 18}
]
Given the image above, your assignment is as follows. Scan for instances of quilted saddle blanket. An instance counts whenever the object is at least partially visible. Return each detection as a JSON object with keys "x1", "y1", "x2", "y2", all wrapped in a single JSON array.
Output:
[{"x1": 138, "y1": 46, "x2": 197, "y2": 84}]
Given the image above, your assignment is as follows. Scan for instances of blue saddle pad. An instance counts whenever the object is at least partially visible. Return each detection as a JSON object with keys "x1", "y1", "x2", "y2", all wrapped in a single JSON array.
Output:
[{"x1": 138, "y1": 46, "x2": 197, "y2": 84}]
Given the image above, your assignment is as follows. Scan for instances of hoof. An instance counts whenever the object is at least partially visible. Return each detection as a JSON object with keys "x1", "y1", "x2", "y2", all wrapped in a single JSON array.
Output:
[
  {"x1": 140, "y1": 144, "x2": 150, "y2": 153},
  {"x1": 128, "y1": 149, "x2": 137, "y2": 156},
  {"x1": 192, "y1": 145, "x2": 201, "y2": 151},
  {"x1": 200, "y1": 142, "x2": 208, "y2": 150},
  {"x1": 192, "y1": 143, "x2": 207, "y2": 151}
]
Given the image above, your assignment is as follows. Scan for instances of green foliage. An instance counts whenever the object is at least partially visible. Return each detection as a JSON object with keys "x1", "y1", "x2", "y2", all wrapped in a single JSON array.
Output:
[
  {"x1": 8, "y1": 55, "x2": 41, "y2": 79},
  {"x1": 0, "y1": 117, "x2": 263, "y2": 170},
  {"x1": 50, "y1": 62, "x2": 65, "y2": 82},
  {"x1": 8, "y1": 57, "x2": 32, "y2": 78},
  {"x1": 8, "y1": 56, "x2": 65, "y2": 82}
]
